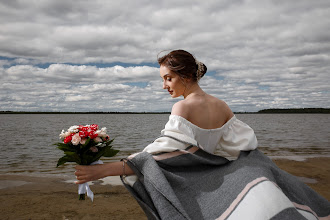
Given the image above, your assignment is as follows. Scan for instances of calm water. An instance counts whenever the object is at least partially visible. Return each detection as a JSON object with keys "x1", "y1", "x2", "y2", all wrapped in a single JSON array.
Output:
[{"x1": 0, "y1": 114, "x2": 329, "y2": 177}]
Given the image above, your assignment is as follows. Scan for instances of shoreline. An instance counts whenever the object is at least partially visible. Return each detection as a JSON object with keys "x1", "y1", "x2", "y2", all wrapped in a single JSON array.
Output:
[
  {"x1": 1, "y1": 107, "x2": 330, "y2": 114},
  {"x1": 0, "y1": 157, "x2": 329, "y2": 219}
]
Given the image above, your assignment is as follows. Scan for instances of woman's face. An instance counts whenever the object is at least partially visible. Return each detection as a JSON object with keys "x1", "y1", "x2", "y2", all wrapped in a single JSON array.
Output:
[{"x1": 160, "y1": 65, "x2": 186, "y2": 98}]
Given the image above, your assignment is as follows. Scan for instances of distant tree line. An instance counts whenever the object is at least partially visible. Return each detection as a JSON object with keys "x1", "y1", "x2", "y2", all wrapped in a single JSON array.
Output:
[
  {"x1": 257, "y1": 108, "x2": 330, "y2": 114},
  {"x1": 0, "y1": 111, "x2": 171, "y2": 114},
  {"x1": 1, "y1": 108, "x2": 329, "y2": 114}
]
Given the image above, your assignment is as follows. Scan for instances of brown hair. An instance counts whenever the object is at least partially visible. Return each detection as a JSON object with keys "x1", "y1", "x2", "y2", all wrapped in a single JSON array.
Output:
[{"x1": 157, "y1": 49, "x2": 207, "y2": 81}]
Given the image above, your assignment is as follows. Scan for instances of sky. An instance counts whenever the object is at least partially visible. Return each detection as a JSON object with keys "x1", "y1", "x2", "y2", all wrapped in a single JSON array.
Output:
[{"x1": 0, "y1": 0, "x2": 329, "y2": 112}]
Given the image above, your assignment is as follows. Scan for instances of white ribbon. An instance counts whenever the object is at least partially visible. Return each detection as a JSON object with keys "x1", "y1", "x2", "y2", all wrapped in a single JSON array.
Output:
[{"x1": 77, "y1": 160, "x2": 103, "y2": 202}]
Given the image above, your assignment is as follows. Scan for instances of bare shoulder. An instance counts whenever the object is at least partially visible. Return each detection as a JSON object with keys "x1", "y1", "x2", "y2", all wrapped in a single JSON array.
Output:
[
  {"x1": 208, "y1": 95, "x2": 234, "y2": 117},
  {"x1": 211, "y1": 95, "x2": 229, "y2": 108},
  {"x1": 171, "y1": 94, "x2": 234, "y2": 128},
  {"x1": 171, "y1": 100, "x2": 189, "y2": 118}
]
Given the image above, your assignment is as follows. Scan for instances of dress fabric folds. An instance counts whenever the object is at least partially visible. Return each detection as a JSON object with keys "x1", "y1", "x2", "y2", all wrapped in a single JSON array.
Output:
[{"x1": 122, "y1": 135, "x2": 330, "y2": 220}]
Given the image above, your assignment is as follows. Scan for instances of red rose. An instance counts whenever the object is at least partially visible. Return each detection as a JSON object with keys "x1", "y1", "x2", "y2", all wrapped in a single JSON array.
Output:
[
  {"x1": 64, "y1": 136, "x2": 72, "y2": 144},
  {"x1": 79, "y1": 131, "x2": 87, "y2": 138},
  {"x1": 89, "y1": 131, "x2": 98, "y2": 139},
  {"x1": 90, "y1": 124, "x2": 99, "y2": 131}
]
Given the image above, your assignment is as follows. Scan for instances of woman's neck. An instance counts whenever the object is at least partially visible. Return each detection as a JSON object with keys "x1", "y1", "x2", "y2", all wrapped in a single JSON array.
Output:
[{"x1": 183, "y1": 83, "x2": 205, "y2": 99}]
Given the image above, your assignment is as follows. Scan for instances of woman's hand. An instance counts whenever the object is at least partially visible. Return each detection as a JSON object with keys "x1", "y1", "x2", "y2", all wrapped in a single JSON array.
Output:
[
  {"x1": 74, "y1": 161, "x2": 134, "y2": 184},
  {"x1": 74, "y1": 164, "x2": 107, "y2": 184}
]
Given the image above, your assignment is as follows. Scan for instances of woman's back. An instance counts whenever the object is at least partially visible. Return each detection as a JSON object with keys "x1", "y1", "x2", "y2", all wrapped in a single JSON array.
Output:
[
  {"x1": 171, "y1": 93, "x2": 234, "y2": 129},
  {"x1": 164, "y1": 93, "x2": 257, "y2": 156}
]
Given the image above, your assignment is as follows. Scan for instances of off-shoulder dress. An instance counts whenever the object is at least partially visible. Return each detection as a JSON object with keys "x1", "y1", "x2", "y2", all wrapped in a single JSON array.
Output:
[{"x1": 160, "y1": 115, "x2": 258, "y2": 159}]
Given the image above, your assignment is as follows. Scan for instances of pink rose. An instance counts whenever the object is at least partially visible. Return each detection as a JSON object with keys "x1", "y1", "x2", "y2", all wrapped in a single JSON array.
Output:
[
  {"x1": 94, "y1": 137, "x2": 102, "y2": 143},
  {"x1": 80, "y1": 138, "x2": 87, "y2": 145},
  {"x1": 71, "y1": 133, "x2": 81, "y2": 145},
  {"x1": 89, "y1": 146, "x2": 98, "y2": 153}
]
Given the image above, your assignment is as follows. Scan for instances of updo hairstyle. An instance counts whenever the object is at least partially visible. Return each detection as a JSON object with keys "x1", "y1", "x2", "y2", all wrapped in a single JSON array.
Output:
[{"x1": 157, "y1": 49, "x2": 207, "y2": 82}]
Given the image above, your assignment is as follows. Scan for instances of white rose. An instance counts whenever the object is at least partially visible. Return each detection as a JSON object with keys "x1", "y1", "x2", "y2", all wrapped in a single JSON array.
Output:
[
  {"x1": 68, "y1": 125, "x2": 79, "y2": 133},
  {"x1": 60, "y1": 130, "x2": 72, "y2": 139},
  {"x1": 95, "y1": 130, "x2": 108, "y2": 138},
  {"x1": 59, "y1": 130, "x2": 66, "y2": 139},
  {"x1": 95, "y1": 129, "x2": 108, "y2": 138},
  {"x1": 71, "y1": 133, "x2": 81, "y2": 145},
  {"x1": 65, "y1": 131, "x2": 71, "y2": 137}
]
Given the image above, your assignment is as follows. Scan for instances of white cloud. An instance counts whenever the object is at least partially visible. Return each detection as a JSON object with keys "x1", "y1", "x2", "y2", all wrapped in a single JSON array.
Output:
[{"x1": 0, "y1": 0, "x2": 329, "y2": 112}]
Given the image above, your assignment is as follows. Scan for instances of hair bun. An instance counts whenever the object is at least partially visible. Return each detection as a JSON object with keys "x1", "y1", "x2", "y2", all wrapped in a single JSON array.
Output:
[{"x1": 195, "y1": 60, "x2": 207, "y2": 80}]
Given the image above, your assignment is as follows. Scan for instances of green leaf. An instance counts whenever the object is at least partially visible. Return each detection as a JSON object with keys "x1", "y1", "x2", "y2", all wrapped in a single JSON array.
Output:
[
  {"x1": 81, "y1": 155, "x2": 93, "y2": 165},
  {"x1": 54, "y1": 142, "x2": 67, "y2": 147},
  {"x1": 89, "y1": 148, "x2": 105, "y2": 163},
  {"x1": 85, "y1": 155, "x2": 96, "y2": 165},
  {"x1": 54, "y1": 143, "x2": 76, "y2": 152},
  {"x1": 56, "y1": 151, "x2": 81, "y2": 167},
  {"x1": 64, "y1": 151, "x2": 77, "y2": 156},
  {"x1": 103, "y1": 148, "x2": 119, "y2": 157},
  {"x1": 56, "y1": 155, "x2": 75, "y2": 167},
  {"x1": 105, "y1": 139, "x2": 114, "y2": 147},
  {"x1": 57, "y1": 145, "x2": 75, "y2": 152}
]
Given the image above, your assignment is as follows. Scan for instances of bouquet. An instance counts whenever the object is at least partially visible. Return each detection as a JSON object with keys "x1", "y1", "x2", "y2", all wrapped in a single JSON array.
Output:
[{"x1": 55, "y1": 124, "x2": 119, "y2": 201}]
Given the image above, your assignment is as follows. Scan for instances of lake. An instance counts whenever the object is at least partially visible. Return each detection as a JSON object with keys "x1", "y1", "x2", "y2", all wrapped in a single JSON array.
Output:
[{"x1": 0, "y1": 114, "x2": 329, "y2": 178}]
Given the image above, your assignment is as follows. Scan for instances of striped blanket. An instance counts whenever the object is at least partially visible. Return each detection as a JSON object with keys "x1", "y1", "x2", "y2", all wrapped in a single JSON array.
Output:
[{"x1": 121, "y1": 135, "x2": 330, "y2": 220}]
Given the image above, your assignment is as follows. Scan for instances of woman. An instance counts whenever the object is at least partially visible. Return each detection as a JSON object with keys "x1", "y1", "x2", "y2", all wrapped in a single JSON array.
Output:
[
  {"x1": 75, "y1": 50, "x2": 329, "y2": 220},
  {"x1": 75, "y1": 49, "x2": 256, "y2": 182}
]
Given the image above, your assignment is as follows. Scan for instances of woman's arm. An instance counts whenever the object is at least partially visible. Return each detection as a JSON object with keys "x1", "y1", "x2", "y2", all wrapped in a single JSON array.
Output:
[{"x1": 74, "y1": 160, "x2": 134, "y2": 184}]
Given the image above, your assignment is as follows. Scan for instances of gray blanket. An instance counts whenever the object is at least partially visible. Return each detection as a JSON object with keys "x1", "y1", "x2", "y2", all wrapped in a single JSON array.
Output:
[{"x1": 121, "y1": 136, "x2": 330, "y2": 220}]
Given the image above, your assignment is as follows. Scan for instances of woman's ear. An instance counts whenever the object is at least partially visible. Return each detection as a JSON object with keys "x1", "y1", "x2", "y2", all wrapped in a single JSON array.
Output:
[{"x1": 184, "y1": 77, "x2": 192, "y2": 84}]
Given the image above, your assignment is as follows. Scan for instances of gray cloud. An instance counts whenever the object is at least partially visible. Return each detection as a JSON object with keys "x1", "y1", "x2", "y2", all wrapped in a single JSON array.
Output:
[{"x1": 0, "y1": 0, "x2": 329, "y2": 112}]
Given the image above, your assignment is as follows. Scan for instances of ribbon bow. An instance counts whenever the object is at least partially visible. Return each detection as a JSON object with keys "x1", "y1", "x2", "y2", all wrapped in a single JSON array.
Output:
[{"x1": 77, "y1": 160, "x2": 103, "y2": 201}]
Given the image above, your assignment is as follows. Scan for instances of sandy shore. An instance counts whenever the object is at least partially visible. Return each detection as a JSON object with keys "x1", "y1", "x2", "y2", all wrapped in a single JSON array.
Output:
[
  {"x1": 1, "y1": 157, "x2": 329, "y2": 220},
  {"x1": 273, "y1": 157, "x2": 330, "y2": 201}
]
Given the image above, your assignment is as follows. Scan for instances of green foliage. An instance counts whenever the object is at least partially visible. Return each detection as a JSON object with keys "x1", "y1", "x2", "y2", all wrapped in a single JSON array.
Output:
[
  {"x1": 257, "y1": 108, "x2": 330, "y2": 114},
  {"x1": 55, "y1": 138, "x2": 119, "y2": 167}
]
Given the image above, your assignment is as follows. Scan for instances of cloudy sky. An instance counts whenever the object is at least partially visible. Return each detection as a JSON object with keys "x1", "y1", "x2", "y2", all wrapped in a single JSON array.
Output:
[{"x1": 0, "y1": 0, "x2": 329, "y2": 112}]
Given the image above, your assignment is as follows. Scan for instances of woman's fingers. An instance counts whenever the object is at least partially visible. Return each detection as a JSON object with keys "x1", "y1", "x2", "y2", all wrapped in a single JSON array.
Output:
[
  {"x1": 74, "y1": 165, "x2": 99, "y2": 184},
  {"x1": 74, "y1": 174, "x2": 91, "y2": 184},
  {"x1": 74, "y1": 166, "x2": 89, "y2": 184},
  {"x1": 75, "y1": 174, "x2": 88, "y2": 180},
  {"x1": 74, "y1": 169, "x2": 85, "y2": 176},
  {"x1": 74, "y1": 164, "x2": 107, "y2": 184},
  {"x1": 75, "y1": 179, "x2": 87, "y2": 184}
]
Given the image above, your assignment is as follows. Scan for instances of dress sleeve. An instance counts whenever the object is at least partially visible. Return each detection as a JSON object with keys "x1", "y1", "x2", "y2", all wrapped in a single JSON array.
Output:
[
  {"x1": 142, "y1": 116, "x2": 197, "y2": 154},
  {"x1": 220, "y1": 118, "x2": 258, "y2": 158},
  {"x1": 161, "y1": 115, "x2": 194, "y2": 138}
]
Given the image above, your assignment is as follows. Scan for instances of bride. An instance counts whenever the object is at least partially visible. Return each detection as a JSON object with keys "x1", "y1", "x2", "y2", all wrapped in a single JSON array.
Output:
[{"x1": 75, "y1": 50, "x2": 329, "y2": 220}]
